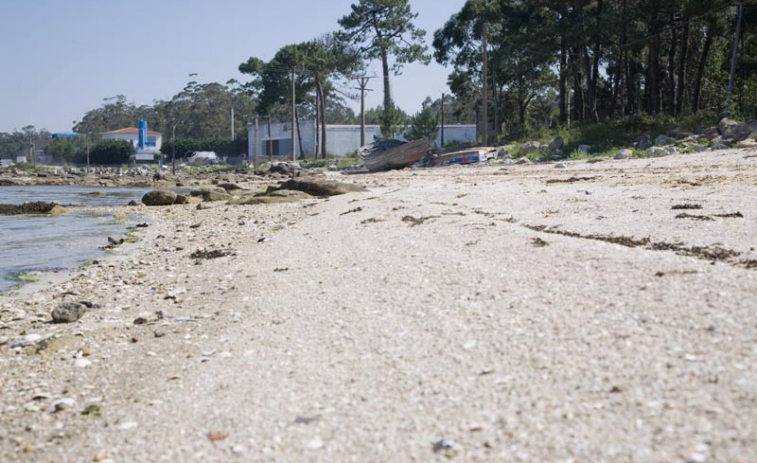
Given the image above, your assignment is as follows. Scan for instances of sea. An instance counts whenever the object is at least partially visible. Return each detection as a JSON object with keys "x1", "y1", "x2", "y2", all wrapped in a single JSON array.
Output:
[{"x1": 0, "y1": 186, "x2": 148, "y2": 292}]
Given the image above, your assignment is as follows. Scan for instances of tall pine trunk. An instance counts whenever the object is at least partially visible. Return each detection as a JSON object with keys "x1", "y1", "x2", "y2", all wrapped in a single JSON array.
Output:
[
  {"x1": 675, "y1": 13, "x2": 691, "y2": 115},
  {"x1": 559, "y1": 34, "x2": 568, "y2": 124},
  {"x1": 692, "y1": 22, "x2": 714, "y2": 113},
  {"x1": 666, "y1": 14, "x2": 677, "y2": 115}
]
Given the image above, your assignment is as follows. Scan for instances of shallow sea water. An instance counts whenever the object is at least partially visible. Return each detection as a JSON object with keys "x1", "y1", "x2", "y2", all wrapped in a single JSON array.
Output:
[{"x1": 0, "y1": 186, "x2": 148, "y2": 292}]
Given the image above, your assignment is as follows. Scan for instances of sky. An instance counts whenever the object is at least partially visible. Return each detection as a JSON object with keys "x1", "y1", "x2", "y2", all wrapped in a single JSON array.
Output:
[{"x1": 0, "y1": 0, "x2": 464, "y2": 133}]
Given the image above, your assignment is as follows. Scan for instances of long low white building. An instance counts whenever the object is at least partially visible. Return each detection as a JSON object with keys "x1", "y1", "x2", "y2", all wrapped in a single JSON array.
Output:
[{"x1": 247, "y1": 120, "x2": 476, "y2": 157}]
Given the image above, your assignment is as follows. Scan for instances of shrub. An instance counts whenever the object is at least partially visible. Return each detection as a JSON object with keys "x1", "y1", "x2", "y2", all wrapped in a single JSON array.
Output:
[{"x1": 90, "y1": 140, "x2": 133, "y2": 165}]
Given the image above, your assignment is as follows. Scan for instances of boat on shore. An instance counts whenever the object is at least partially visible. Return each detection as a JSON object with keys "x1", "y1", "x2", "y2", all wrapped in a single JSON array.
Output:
[
  {"x1": 359, "y1": 138, "x2": 430, "y2": 173},
  {"x1": 429, "y1": 147, "x2": 499, "y2": 167}
]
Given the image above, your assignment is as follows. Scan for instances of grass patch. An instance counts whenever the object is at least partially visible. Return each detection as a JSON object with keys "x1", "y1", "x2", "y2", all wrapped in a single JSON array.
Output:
[
  {"x1": 5, "y1": 270, "x2": 41, "y2": 283},
  {"x1": 81, "y1": 405, "x2": 102, "y2": 417}
]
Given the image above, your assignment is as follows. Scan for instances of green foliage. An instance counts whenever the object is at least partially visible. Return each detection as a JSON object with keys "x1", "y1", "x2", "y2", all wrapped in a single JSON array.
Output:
[
  {"x1": 405, "y1": 104, "x2": 439, "y2": 142},
  {"x1": 89, "y1": 140, "x2": 133, "y2": 165},
  {"x1": 379, "y1": 101, "x2": 407, "y2": 139},
  {"x1": 338, "y1": 0, "x2": 430, "y2": 132}
]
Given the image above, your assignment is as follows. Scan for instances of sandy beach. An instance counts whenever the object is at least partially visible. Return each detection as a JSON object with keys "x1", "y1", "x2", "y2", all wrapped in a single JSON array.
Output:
[{"x1": 1, "y1": 148, "x2": 756, "y2": 462}]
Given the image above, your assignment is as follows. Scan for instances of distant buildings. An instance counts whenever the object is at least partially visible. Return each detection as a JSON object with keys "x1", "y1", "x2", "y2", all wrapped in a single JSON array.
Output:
[
  {"x1": 101, "y1": 127, "x2": 163, "y2": 154},
  {"x1": 247, "y1": 120, "x2": 477, "y2": 157}
]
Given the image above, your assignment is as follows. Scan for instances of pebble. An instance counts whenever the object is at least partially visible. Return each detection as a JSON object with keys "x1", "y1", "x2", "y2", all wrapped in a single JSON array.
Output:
[
  {"x1": 306, "y1": 437, "x2": 324, "y2": 449},
  {"x1": 0, "y1": 336, "x2": 9, "y2": 346},
  {"x1": 52, "y1": 303, "x2": 88, "y2": 323},
  {"x1": 74, "y1": 358, "x2": 92, "y2": 368},
  {"x1": 11, "y1": 334, "x2": 42, "y2": 349},
  {"x1": 554, "y1": 163, "x2": 566, "y2": 169},
  {"x1": 52, "y1": 398, "x2": 76, "y2": 412},
  {"x1": 116, "y1": 421, "x2": 138, "y2": 431}
]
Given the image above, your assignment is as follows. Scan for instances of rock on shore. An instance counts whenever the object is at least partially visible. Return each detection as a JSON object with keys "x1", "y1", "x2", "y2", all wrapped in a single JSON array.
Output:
[
  {"x1": 142, "y1": 190, "x2": 177, "y2": 206},
  {"x1": 0, "y1": 202, "x2": 67, "y2": 215}
]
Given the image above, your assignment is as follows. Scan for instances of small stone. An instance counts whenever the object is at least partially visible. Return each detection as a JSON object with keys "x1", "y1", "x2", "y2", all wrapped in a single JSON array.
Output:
[
  {"x1": 232, "y1": 445, "x2": 246, "y2": 454},
  {"x1": 554, "y1": 162, "x2": 566, "y2": 169},
  {"x1": 116, "y1": 421, "x2": 138, "y2": 431},
  {"x1": 0, "y1": 336, "x2": 8, "y2": 346},
  {"x1": 306, "y1": 437, "x2": 324, "y2": 449},
  {"x1": 432, "y1": 438, "x2": 461, "y2": 458},
  {"x1": 51, "y1": 303, "x2": 87, "y2": 324},
  {"x1": 52, "y1": 398, "x2": 76, "y2": 412},
  {"x1": 74, "y1": 358, "x2": 92, "y2": 368},
  {"x1": 11, "y1": 334, "x2": 42, "y2": 349},
  {"x1": 107, "y1": 236, "x2": 124, "y2": 246},
  {"x1": 690, "y1": 453, "x2": 707, "y2": 462}
]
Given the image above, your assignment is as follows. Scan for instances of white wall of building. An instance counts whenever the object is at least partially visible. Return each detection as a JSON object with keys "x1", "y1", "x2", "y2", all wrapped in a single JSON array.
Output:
[
  {"x1": 248, "y1": 120, "x2": 477, "y2": 157},
  {"x1": 101, "y1": 132, "x2": 163, "y2": 152}
]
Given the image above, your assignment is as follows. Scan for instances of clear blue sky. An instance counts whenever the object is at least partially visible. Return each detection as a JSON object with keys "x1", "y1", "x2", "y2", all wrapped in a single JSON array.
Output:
[{"x1": 0, "y1": 0, "x2": 463, "y2": 133}]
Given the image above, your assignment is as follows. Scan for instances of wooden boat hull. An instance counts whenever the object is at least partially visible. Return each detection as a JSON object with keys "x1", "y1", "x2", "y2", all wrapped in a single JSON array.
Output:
[{"x1": 359, "y1": 138, "x2": 430, "y2": 173}]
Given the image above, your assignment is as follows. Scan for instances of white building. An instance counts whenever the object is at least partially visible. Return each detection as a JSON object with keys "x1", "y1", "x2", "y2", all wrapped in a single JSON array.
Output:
[
  {"x1": 101, "y1": 127, "x2": 163, "y2": 153},
  {"x1": 247, "y1": 120, "x2": 477, "y2": 158}
]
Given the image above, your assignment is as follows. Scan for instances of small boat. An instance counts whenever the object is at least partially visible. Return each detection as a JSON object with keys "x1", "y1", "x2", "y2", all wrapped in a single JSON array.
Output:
[
  {"x1": 359, "y1": 138, "x2": 430, "y2": 173},
  {"x1": 429, "y1": 147, "x2": 498, "y2": 167}
]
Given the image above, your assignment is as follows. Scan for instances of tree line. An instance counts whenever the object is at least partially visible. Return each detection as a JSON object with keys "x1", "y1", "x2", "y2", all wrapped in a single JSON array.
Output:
[
  {"x1": 435, "y1": 0, "x2": 757, "y2": 141},
  {"x1": 5, "y1": 0, "x2": 755, "y2": 163}
]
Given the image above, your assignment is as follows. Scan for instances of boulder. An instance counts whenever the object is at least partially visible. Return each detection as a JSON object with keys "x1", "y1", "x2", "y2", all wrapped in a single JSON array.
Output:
[
  {"x1": 717, "y1": 117, "x2": 740, "y2": 135},
  {"x1": 515, "y1": 157, "x2": 532, "y2": 165},
  {"x1": 636, "y1": 135, "x2": 651, "y2": 150},
  {"x1": 200, "y1": 190, "x2": 232, "y2": 202},
  {"x1": 228, "y1": 196, "x2": 300, "y2": 206},
  {"x1": 723, "y1": 121, "x2": 757, "y2": 142},
  {"x1": 615, "y1": 149, "x2": 633, "y2": 160},
  {"x1": 0, "y1": 202, "x2": 67, "y2": 215},
  {"x1": 277, "y1": 179, "x2": 366, "y2": 197},
  {"x1": 712, "y1": 139, "x2": 731, "y2": 151},
  {"x1": 702, "y1": 127, "x2": 721, "y2": 141},
  {"x1": 519, "y1": 142, "x2": 541, "y2": 156},
  {"x1": 141, "y1": 190, "x2": 176, "y2": 206},
  {"x1": 189, "y1": 187, "x2": 228, "y2": 197},
  {"x1": 127, "y1": 200, "x2": 139, "y2": 207},
  {"x1": 269, "y1": 163, "x2": 301, "y2": 177},
  {"x1": 668, "y1": 128, "x2": 693, "y2": 140},
  {"x1": 548, "y1": 136, "x2": 564, "y2": 151},
  {"x1": 174, "y1": 194, "x2": 188, "y2": 205},
  {"x1": 654, "y1": 134, "x2": 674, "y2": 145},
  {"x1": 219, "y1": 183, "x2": 243, "y2": 191},
  {"x1": 265, "y1": 190, "x2": 314, "y2": 199}
]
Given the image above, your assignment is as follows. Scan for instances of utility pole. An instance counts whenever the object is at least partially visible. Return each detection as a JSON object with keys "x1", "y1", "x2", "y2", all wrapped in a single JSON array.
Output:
[
  {"x1": 481, "y1": 22, "x2": 489, "y2": 146},
  {"x1": 171, "y1": 122, "x2": 179, "y2": 175},
  {"x1": 725, "y1": 1, "x2": 744, "y2": 118},
  {"x1": 86, "y1": 131, "x2": 90, "y2": 174},
  {"x1": 231, "y1": 107, "x2": 235, "y2": 140},
  {"x1": 441, "y1": 93, "x2": 445, "y2": 147},
  {"x1": 254, "y1": 116, "x2": 260, "y2": 171},
  {"x1": 355, "y1": 77, "x2": 373, "y2": 147},
  {"x1": 267, "y1": 116, "x2": 272, "y2": 162},
  {"x1": 291, "y1": 69, "x2": 296, "y2": 162}
]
